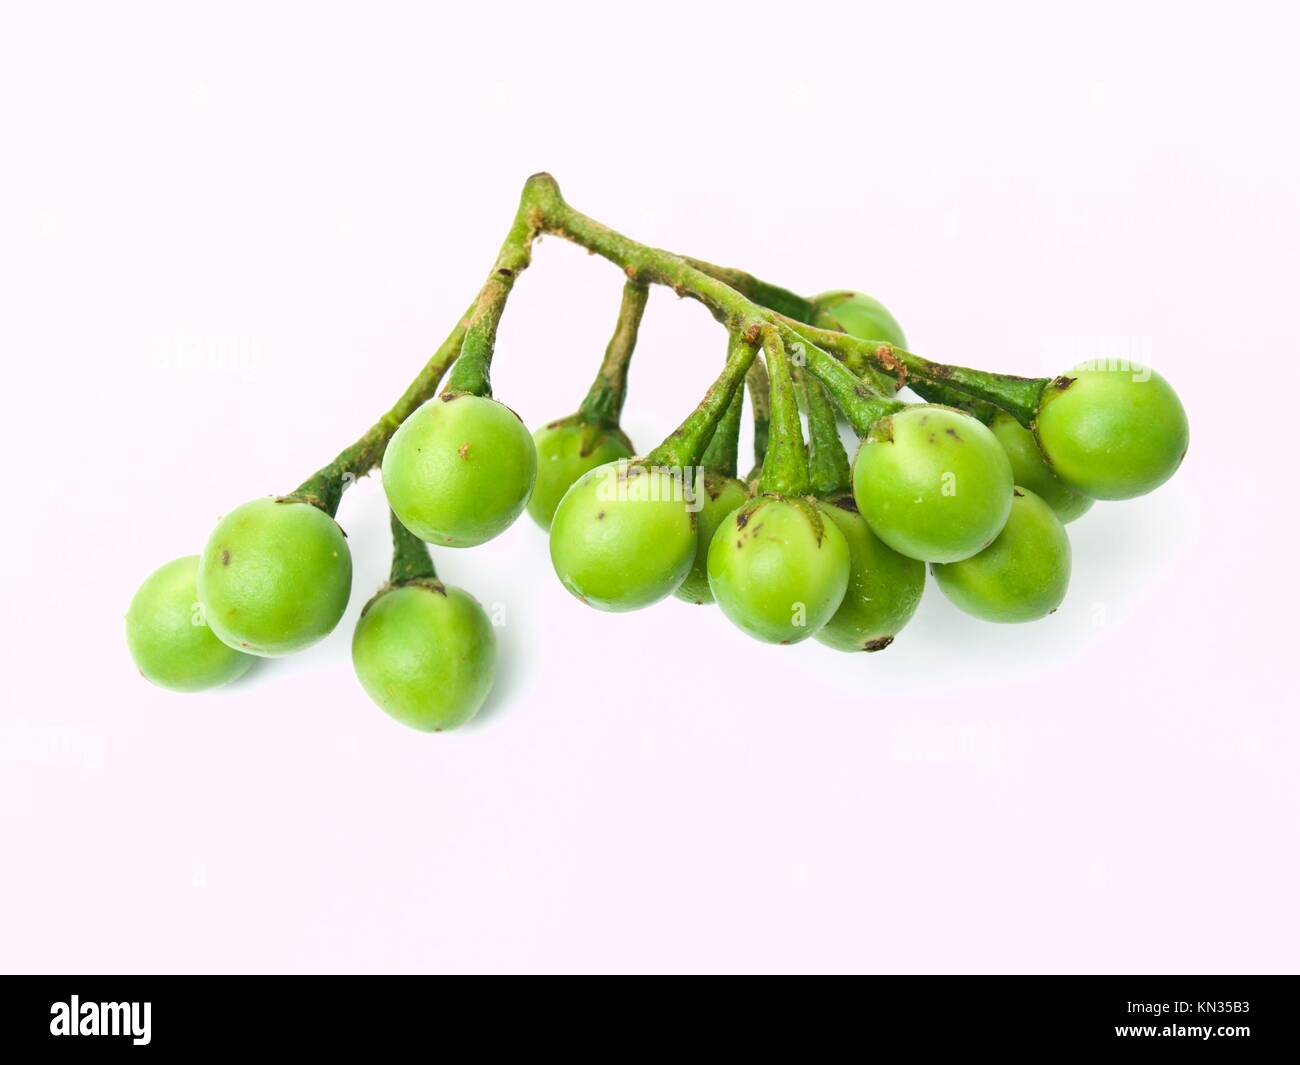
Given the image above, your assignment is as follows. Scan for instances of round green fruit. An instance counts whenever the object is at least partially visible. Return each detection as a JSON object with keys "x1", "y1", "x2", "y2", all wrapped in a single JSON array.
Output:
[
  {"x1": 549, "y1": 461, "x2": 696, "y2": 611},
  {"x1": 853, "y1": 405, "x2": 1014, "y2": 563},
  {"x1": 988, "y1": 411, "x2": 1093, "y2": 524},
  {"x1": 527, "y1": 418, "x2": 634, "y2": 530},
  {"x1": 814, "y1": 497, "x2": 926, "y2": 652},
  {"x1": 126, "y1": 556, "x2": 255, "y2": 691},
  {"x1": 1034, "y1": 365, "x2": 1189, "y2": 500},
  {"x1": 707, "y1": 496, "x2": 850, "y2": 645},
  {"x1": 198, "y1": 497, "x2": 352, "y2": 656},
  {"x1": 352, "y1": 580, "x2": 497, "y2": 732},
  {"x1": 931, "y1": 487, "x2": 1071, "y2": 623},
  {"x1": 382, "y1": 393, "x2": 537, "y2": 547},
  {"x1": 675, "y1": 472, "x2": 749, "y2": 605}
]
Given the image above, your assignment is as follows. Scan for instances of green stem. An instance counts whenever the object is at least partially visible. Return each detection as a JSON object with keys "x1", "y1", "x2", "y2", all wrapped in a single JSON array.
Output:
[
  {"x1": 646, "y1": 330, "x2": 758, "y2": 470},
  {"x1": 800, "y1": 338, "x2": 902, "y2": 438},
  {"x1": 780, "y1": 318, "x2": 1047, "y2": 425},
  {"x1": 745, "y1": 356, "x2": 770, "y2": 482},
  {"x1": 291, "y1": 305, "x2": 474, "y2": 515},
  {"x1": 577, "y1": 280, "x2": 647, "y2": 426},
  {"x1": 681, "y1": 258, "x2": 815, "y2": 321},
  {"x1": 801, "y1": 370, "x2": 851, "y2": 497},
  {"x1": 700, "y1": 333, "x2": 750, "y2": 477},
  {"x1": 443, "y1": 185, "x2": 542, "y2": 398},
  {"x1": 905, "y1": 377, "x2": 1001, "y2": 424},
  {"x1": 389, "y1": 510, "x2": 439, "y2": 584},
  {"x1": 757, "y1": 327, "x2": 810, "y2": 497}
]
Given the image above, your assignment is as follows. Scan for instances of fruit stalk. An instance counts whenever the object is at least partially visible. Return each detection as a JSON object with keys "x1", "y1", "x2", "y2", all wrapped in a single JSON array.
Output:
[
  {"x1": 756, "y1": 328, "x2": 811, "y2": 497},
  {"x1": 577, "y1": 280, "x2": 649, "y2": 427},
  {"x1": 800, "y1": 370, "x2": 851, "y2": 497},
  {"x1": 291, "y1": 306, "x2": 473, "y2": 514},
  {"x1": 442, "y1": 186, "x2": 542, "y2": 398},
  {"x1": 745, "y1": 356, "x2": 770, "y2": 482},
  {"x1": 645, "y1": 329, "x2": 758, "y2": 470},
  {"x1": 388, "y1": 510, "x2": 439, "y2": 585}
]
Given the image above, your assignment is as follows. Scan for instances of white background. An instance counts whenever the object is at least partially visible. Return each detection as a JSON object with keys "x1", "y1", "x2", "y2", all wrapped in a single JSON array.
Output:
[{"x1": 2, "y1": 1, "x2": 1297, "y2": 973}]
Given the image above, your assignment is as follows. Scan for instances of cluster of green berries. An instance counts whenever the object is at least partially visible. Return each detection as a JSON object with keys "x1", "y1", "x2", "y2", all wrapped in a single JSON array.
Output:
[{"x1": 127, "y1": 277, "x2": 1188, "y2": 731}]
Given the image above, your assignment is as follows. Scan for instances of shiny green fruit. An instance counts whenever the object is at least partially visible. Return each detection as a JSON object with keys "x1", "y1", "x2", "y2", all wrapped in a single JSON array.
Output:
[
  {"x1": 1034, "y1": 366, "x2": 1188, "y2": 500},
  {"x1": 382, "y1": 393, "x2": 537, "y2": 547},
  {"x1": 198, "y1": 497, "x2": 352, "y2": 656},
  {"x1": 814, "y1": 497, "x2": 926, "y2": 652},
  {"x1": 675, "y1": 472, "x2": 749, "y2": 605},
  {"x1": 853, "y1": 405, "x2": 1014, "y2": 563},
  {"x1": 527, "y1": 418, "x2": 634, "y2": 530},
  {"x1": 126, "y1": 556, "x2": 255, "y2": 691},
  {"x1": 352, "y1": 581, "x2": 497, "y2": 732},
  {"x1": 549, "y1": 461, "x2": 696, "y2": 611},
  {"x1": 707, "y1": 496, "x2": 850, "y2": 645},
  {"x1": 989, "y1": 411, "x2": 1093, "y2": 524},
  {"x1": 931, "y1": 487, "x2": 1071, "y2": 622}
]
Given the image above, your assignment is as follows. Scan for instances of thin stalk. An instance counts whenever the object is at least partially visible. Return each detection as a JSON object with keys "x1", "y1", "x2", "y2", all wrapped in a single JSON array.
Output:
[
  {"x1": 292, "y1": 305, "x2": 474, "y2": 515},
  {"x1": 700, "y1": 333, "x2": 749, "y2": 477},
  {"x1": 745, "y1": 356, "x2": 770, "y2": 482},
  {"x1": 577, "y1": 280, "x2": 648, "y2": 426},
  {"x1": 780, "y1": 317, "x2": 1048, "y2": 425},
  {"x1": 389, "y1": 510, "x2": 439, "y2": 584},
  {"x1": 801, "y1": 339, "x2": 903, "y2": 438},
  {"x1": 443, "y1": 185, "x2": 542, "y2": 398},
  {"x1": 757, "y1": 327, "x2": 811, "y2": 497},
  {"x1": 680, "y1": 257, "x2": 815, "y2": 321},
  {"x1": 645, "y1": 332, "x2": 758, "y2": 470},
  {"x1": 905, "y1": 377, "x2": 1001, "y2": 424},
  {"x1": 801, "y1": 370, "x2": 851, "y2": 497}
]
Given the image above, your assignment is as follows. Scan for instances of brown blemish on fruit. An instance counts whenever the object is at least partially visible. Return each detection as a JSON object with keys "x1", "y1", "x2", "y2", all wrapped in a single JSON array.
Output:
[
  {"x1": 1052, "y1": 375, "x2": 1076, "y2": 391},
  {"x1": 221, "y1": 550, "x2": 230, "y2": 566},
  {"x1": 945, "y1": 427, "x2": 960, "y2": 440},
  {"x1": 596, "y1": 511, "x2": 605, "y2": 520},
  {"x1": 779, "y1": 639, "x2": 791, "y2": 645},
  {"x1": 458, "y1": 442, "x2": 470, "y2": 460},
  {"x1": 736, "y1": 511, "x2": 750, "y2": 529},
  {"x1": 831, "y1": 495, "x2": 858, "y2": 513},
  {"x1": 863, "y1": 636, "x2": 894, "y2": 652}
]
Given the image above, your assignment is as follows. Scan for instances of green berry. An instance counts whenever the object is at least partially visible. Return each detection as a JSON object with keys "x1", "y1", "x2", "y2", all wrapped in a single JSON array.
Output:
[
  {"x1": 707, "y1": 496, "x2": 850, "y2": 644},
  {"x1": 931, "y1": 487, "x2": 1071, "y2": 622},
  {"x1": 352, "y1": 581, "x2": 496, "y2": 732},
  {"x1": 549, "y1": 460, "x2": 696, "y2": 611},
  {"x1": 814, "y1": 497, "x2": 926, "y2": 652},
  {"x1": 197, "y1": 497, "x2": 352, "y2": 656},
  {"x1": 988, "y1": 411, "x2": 1093, "y2": 524},
  {"x1": 527, "y1": 418, "x2": 634, "y2": 530},
  {"x1": 126, "y1": 556, "x2": 255, "y2": 691},
  {"x1": 1034, "y1": 365, "x2": 1188, "y2": 500},
  {"x1": 853, "y1": 405, "x2": 1013, "y2": 563},
  {"x1": 382, "y1": 393, "x2": 537, "y2": 547},
  {"x1": 675, "y1": 472, "x2": 749, "y2": 605}
]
